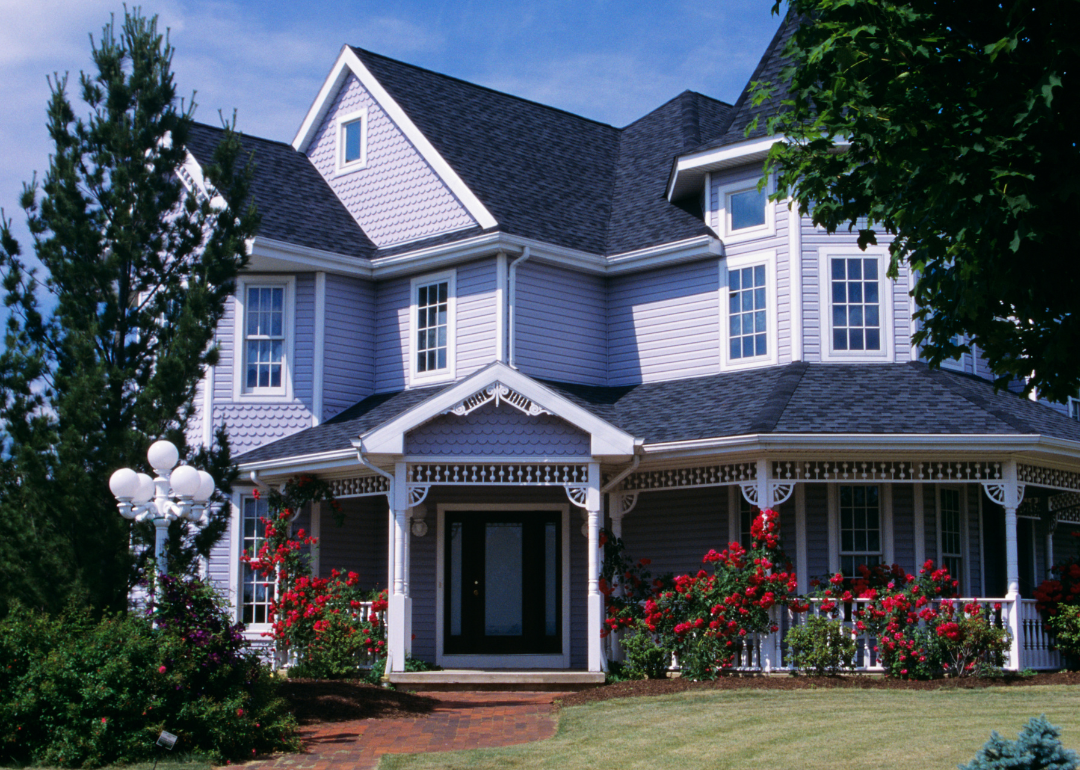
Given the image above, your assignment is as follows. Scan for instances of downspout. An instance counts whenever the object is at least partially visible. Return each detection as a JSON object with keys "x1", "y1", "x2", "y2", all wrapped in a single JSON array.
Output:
[
  {"x1": 600, "y1": 443, "x2": 643, "y2": 494},
  {"x1": 507, "y1": 247, "x2": 531, "y2": 369}
]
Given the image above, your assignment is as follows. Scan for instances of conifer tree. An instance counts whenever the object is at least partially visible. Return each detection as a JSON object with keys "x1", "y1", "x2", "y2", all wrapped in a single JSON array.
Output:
[
  {"x1": 0, "y1": 9, "x2": 257, "y2": 615},
  {"x1": 961, "y1": 716, "x2": 1078, "y2": 770}
]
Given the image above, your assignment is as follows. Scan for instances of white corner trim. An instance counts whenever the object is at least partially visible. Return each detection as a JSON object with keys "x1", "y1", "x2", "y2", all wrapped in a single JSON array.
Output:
[
  {"x1": 228, "y1": 490, "x2": 242, "y2": 622},
  {"x1": 232, "y1": 275, "x2": 297, "y2": 402},
  {"x1": 788, "y1": 199, "x2": 804, "y2": 362},
  {"x1": 719, "y1": 249, "x2": 779, "y2": 371},
  {"x1": 362, "y1": 361, "x2": 636, "y2": 457},
  {"x1": 408, "y1": 269, "x2": 457, "y2": 387},
  {"x1": 292, "y1": 48, "x2": 498, "y2": 230}
]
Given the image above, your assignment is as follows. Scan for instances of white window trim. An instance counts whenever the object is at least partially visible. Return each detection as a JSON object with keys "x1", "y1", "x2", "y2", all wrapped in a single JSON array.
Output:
[
  {"x1": 234, "y1": 489, "x2": 273, "y2": 636},
  {"x1": 435, "y1": 503, "x2": 571, "y2": 669},
  {"x1": 936, "y1": 485, "x2": 970, "y2": 594},
  {"x1": 713, "y1": 173, "x2": 776, "y2": 244},
  {"x1": 828, "y1": 483, "x2": 893, "y2": 576},
  {"x1": 409, "y1": 269, "x2": 457, "y2": 386},
  {"x1": 818, "y1": 246, "x2": 894, "y2": 362},
  {"x1": 335, "y1": 107, "x2": 368, "y2": 175},
  {"x1": 232, "y1": 276, "x2": 296, "y2": 402},
  {"x1": 720, "y1": 249, "x2": 779, "y2": 370},
  {"x1": 1068, "y1": 396, "x2": 1080, "y2": 421}
]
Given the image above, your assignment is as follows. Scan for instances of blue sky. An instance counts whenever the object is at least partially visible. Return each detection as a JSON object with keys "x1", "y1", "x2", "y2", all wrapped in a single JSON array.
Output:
[{"x1": 0, "y1": 0, "x2": 783, "y2": 250}]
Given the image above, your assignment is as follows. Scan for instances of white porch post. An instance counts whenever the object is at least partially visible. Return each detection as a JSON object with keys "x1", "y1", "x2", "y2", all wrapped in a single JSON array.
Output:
[
  {"x1": 756, "y1": 459, "x2": 771, "y2": 510},
  {"x1": 388, "y1": 461, "x2": 411, "y2": 674},
  {"x1": 988, "y1": 460, "x2": 1024, "y2": 671},
  {"x1": 587, "y1": 462, "x2": 605, "y2": 673}
]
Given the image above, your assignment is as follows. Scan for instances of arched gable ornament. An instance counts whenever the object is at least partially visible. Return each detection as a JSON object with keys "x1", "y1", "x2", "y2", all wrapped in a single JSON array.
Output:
[{"x1": 444, "y1": 382, "x2": 552, "y2": 418}]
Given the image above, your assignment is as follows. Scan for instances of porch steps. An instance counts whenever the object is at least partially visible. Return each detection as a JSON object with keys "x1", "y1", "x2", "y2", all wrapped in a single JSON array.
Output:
[{"x1": 387, "y1": 669, "x2": 606, "y2": 692}]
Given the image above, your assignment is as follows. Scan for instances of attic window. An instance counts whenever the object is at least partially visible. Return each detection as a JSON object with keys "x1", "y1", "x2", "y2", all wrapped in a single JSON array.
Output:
[{"x1": 336, "y1": 108, "x2": 368, "y2": 173}]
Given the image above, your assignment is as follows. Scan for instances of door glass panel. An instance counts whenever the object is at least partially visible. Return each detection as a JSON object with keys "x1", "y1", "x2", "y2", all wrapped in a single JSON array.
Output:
[
  {"x1": 485, "y1": 523, "x2": 523, "y2": 636},
  {"x1": 449, "y1": 522, "x2": 462, "y2": 636},
  {"x1": 545, "y1": 523, "x2": 557, "y2": 636}
]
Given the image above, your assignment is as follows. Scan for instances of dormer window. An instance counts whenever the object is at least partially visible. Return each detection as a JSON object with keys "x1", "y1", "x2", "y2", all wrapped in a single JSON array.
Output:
[
  {"x1": 713, "y1": 173, "x2": 775, "y2": 242},
  {"x1": 729, "y1": 187, "x2": 767, "y2": 231},
  {"x1": 336, "y1": 108, "x2": 368, "y2": 174}
]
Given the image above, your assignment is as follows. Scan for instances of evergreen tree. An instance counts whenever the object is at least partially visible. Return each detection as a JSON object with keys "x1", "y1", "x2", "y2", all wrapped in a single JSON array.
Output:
[
  {"x1": 0, "y1": 9, "x2": 256, "y2": 615},
  {"x1": 961, "y1": 716, "x2": 1078, "y2": 770}
]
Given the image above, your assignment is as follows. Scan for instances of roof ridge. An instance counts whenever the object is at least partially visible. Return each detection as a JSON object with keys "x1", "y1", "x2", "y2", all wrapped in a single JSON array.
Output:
[
  {"x1": 908, "y1": 361, "x2": 1039, "y2": 434},
  {"x1": 350, "y1": 46, "x2": 621, "y2": 131},
  {"x1": 747, "y1": 360, "x2": 809, "y2": 433}
]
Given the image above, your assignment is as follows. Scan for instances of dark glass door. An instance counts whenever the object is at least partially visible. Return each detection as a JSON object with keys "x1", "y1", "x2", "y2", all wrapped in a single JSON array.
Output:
[{"x1": 445, "y1": 512, "x2": 561, "y2": 655}]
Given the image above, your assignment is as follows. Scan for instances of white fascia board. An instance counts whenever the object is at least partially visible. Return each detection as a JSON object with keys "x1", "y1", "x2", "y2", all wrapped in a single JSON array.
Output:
[
  {"x1": 360, "y1": 361, "x2": 636, "y2": 457},
  {"x1": 293, "y1": 47, "x2": 498, "y2": 231},
  {"x1": 666, "y1": 136, "x2": 780, "y2": 202},
  {"x1": 248, "y1": 236, "x2": 373, "y2": 277},
  {"x1": 605, "y1": 236, "x2": 723, "y2": 274},
  {"x1": 238, "y1": 448, "x2": 358, "y2": 475},
  {"x1": 641, "y1": 433, "x2": 1080, "y2": 463}
]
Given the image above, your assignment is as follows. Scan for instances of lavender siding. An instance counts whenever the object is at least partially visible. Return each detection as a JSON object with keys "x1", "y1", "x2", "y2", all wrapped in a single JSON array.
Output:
[
  {"x1": 515, "y1": 261, "x2": 606, "y2": 386},
  {"x1": 294, "y1": 273, "x2": 316, "y2": 406},
  {"x1": 306, "y1": 74, "x2": 476, "y2": 247},
  {"x1": 374, "y1": 276, "x2": 410, "y2": 392},
  {"x1": 208, "y1": 535, "x2": 231, "y2": 600},
  {"x1": 323, "y1": 274, "x2": 375, "y2": 419},
  {"x1": 318, "y1": 496, "x2": 388, "y2": 592},
  {"x1": 967, "y1": 485, "x2": 983, "y2": 595},
  {"x1": 893, "y1": 484, "x2": 915, "y2": 573},
  {"x1": 405, "y1": 402, "x2": 591, "y2": 456},
  {"x1": 925, "y1": 486, "x2": 938, "y2": 566},
  {"x1": 456, "y1": 259, "x2": 498, "y2": 378},
  {"x1": 410, "y1": 515, "x2": 437, "y2": 663},
  {"x1": 619, "y1": 488, "x2": 730, "y2": 576},
  {"x1": 607, "y1": 261, "x2": 720, "y2": 385},
  {"x1": 805, "y1": 484, "x2": 830, "y2": 579}
]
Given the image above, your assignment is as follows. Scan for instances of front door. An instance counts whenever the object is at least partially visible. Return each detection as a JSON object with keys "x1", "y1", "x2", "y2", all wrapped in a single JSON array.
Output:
[{"x1": 444, "y1": 511, "x2": 562, "y2": 655}]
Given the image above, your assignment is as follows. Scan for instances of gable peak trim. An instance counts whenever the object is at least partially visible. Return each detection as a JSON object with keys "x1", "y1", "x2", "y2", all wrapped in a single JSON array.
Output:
[{"x1": 445, "y1": 382, "x2": 553, "y2": 418}]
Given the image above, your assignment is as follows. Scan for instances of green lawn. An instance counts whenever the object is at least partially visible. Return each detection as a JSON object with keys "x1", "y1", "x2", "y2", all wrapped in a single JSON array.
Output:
[{"x1": 380, "y1": 686, "x2": 1080, "y2": 770}]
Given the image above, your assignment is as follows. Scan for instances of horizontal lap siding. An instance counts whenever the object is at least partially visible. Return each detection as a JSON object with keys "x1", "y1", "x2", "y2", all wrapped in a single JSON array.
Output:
[
  {"x1": 619, "y1": 488, "x2": 729, "y2": 576},
  {"x1": 208, "y1": 535, "x2": 231, "y2": 601},
  {"x1": 925, "y1": 489, "x2": 938, "y2": 566},
  {"x1": 892, "y1": 485, "x2": 915, "y2": 573},
  {"x1": 516, "y1": 261, "x2": 606, "y2": 385},
  {"x1": 456, "y1": 259, "x2": 497, "y2": 378},
  {"x1": 214, "y1": 297, "x2": 236, "y2": 403},
  {"x1": 318, "y1": 497, "x2": 388, "y2": 592},
  {"x1": 323, "y1": 274, "x2": 375, "y2": 419},
  {"x1": 967, "y1": 486, "x2": 983, "y2": 595},
  {"x1": 411, "y1": 517, "x2": 437, "y2": 663},
  {"x1": 608, "y1": 261, "x2": 719, "y2": 385},
  {"x1": 805, "y1": 484, "x2": 830, "y2": 578},
  {"x1": 375, "y1": 276, "x2": 410, "y2": 392},
  {"x1": 294, "y1": 274, "x2": 316, "y2": 407}
]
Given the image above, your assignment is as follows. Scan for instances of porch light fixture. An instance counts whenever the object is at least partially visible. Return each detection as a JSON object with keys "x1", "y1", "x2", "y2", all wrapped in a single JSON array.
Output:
[{"x1": 109, "y1": 439, "x2": 217, "y2": 572}]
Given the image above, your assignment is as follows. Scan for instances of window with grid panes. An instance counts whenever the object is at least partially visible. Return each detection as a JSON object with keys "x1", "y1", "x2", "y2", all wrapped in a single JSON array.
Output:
[
  {"x1": 831, "y1": 257, "x2": 881, "y2": 352},
  {"x1": 839, "y1": 485, "x2": 882, "y2": 578},
  {"x1": 241, "y1": 496, "x2": 274, "y2": 624},
  {"x1": 939, "y1": 488, "x2": 963, "y2": 589},
  {"x1": 729, "y1": 264, "x2": 767, "y2": 360},
  {"x1": 416, "y1": 279, "x2": 449, "y2": 373},
  {"x1": 244, "y1": 286, "x2": 285, "y2": 391}
]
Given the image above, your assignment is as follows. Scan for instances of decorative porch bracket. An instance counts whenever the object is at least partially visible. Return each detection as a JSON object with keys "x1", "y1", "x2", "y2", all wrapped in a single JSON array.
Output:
[{"x1": 443, "y1": 382, "x2": 552, "y2": 417}]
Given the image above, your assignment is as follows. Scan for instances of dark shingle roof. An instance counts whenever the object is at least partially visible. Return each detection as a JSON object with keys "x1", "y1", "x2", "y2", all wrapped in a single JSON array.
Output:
[
  {"x1": 185, "y1": 123, "x2": 375, "y2": 259},
  {"x1": 236, "y1": 363, "x2": 1080, "y2": 465}
]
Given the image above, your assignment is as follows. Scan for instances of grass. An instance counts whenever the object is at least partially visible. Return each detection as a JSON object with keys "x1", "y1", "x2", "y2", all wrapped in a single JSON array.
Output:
[{"x1": 380, "y1": 685, "x2": 1080, "y2": 770}]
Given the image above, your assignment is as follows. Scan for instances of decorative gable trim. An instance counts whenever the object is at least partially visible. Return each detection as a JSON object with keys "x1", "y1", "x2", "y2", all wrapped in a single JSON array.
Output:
[
  {"x1": 444, "y1": 382, "x2": 553, "y2": 418},
  {"x1": 292, "y1": 46, "x2": 498, "y2": 231},
  {"x1": 359, "y1": 361, "x2": 637, "y2": 458}
]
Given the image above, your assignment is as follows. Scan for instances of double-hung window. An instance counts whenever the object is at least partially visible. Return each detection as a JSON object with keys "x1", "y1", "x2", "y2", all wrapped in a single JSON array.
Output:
[
  {"x1": 235, "y1": 277, "x2": 293, "y2": 400},
  {"x1": 722, "y1": 251, "x2": 776, "y2": 369},
  {"x1": 938, "y1": 488, "x2": 964, "y2": 591},
  {"x1": 820, "y1": 247, "x2": 892, "y2": 361},
  {"x1": 240, "y1": 495, "x2": 273, "y2": 625},
  {"x1": 838, "y1": 485, "x2": 882, "y2": 578},
  {"x1": 410, "y1": 270, "x2": 456, "y2": 384}
]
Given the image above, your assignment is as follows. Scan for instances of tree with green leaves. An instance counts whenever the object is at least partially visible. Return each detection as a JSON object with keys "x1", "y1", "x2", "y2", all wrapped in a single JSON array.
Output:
[
  {"x1": 757, "y1": 1, "x2": 1077, "y2": 400},
  {"x1": 0, "y1": 9, "x2": 257, "y2": 615}
]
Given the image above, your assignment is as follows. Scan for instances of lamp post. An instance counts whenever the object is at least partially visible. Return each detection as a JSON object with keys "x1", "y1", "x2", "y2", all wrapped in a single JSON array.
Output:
[{"x1": 109, "y1": 439, "x2": 217, "y2": 575}]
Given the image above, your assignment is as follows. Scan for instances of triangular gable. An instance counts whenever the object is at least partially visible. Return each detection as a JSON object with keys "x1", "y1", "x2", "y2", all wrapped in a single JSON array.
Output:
[
  {"x1": 357, "y1": 362, "x2": 637, "y2": 458},
  {"x1": 293, "y1": 46, "x2": 497, "y2": 234}
]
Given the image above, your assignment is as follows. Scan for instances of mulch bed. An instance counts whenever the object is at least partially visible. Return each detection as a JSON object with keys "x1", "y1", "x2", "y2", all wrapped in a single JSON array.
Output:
[
  {"x1": 557, "y1": 670, "x2": 1080, "y2": 708},
  {"x1": 279, "y1": 672, "x2": 1080, "y2": 722},
  {"x1": 279, "y1": 678, "x2": 436, "y2": 723}
]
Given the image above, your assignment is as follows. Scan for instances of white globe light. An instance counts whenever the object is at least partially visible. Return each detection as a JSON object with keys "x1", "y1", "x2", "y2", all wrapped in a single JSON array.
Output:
[
  {"x1": 133, "y1": 473, "x2": 155, "y2": 504},
  {"x1": 109, "y1": 468, "x2": 139, "y2": 500},
  {"x1": 147, "y1": 440, "x2": 179, "y2": 471},
  {"x1": 194, "y1": 470, "x2": 216, "y2": 502},
  {"x1": 170, "y1": 464, "x2": 201, "y2": 498}
]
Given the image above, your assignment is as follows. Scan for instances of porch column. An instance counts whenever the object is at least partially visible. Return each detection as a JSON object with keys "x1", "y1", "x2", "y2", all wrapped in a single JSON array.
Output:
[
  {"x1": 756, "y1": 459, "x2": 771, "y2": 509},
  {"x1": 587, "y1": 462, "x2": 604, "y2": 673},
  {"x1": 985, "y1": 460, "x2": 1024, "y2": 671},
  {"x1": 1046, "y1": 515, "x2": 1057, "y2": 579},
  {"x1": 387, "y1": 462, "x2": 412, "y2": 674}
]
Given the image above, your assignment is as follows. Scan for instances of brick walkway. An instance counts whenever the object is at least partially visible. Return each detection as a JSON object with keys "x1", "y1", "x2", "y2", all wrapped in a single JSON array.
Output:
[{"x1": 243, "y1": 692, "x2": 566, "y2": 770}]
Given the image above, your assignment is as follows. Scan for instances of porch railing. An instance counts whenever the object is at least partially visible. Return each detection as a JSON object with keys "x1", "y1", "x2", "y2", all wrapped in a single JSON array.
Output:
[{"x1": 633, "y1": 597, "x2": 1062, "y2": 674}]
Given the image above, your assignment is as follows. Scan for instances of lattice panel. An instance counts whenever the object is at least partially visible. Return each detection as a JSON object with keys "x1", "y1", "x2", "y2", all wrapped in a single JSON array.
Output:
[
  {"x1": 406, "y1": 463, "x2": 588, "y2": 485},
  {"x1": 444, "y1": 382, "x2": 551, "y2": 418},
  {"x1": 329, "y1": 476, "x2": 390, "y2": 498},
  {"x1": 1020, "y1": 464, "x2": 1080, "y2": 493},
  {"x1": 1050, "y1": 492, "x2": 1080, "y2": 512},
  {"x1": 1058, "y1": 509, "x2": 1080, "y2": 525},
  {"x1": 620, "y1": 464, "x2": 756, "y2": 492},
  {"x1": 771, "y1": 460, "x2": 1003, "y2": 483}
]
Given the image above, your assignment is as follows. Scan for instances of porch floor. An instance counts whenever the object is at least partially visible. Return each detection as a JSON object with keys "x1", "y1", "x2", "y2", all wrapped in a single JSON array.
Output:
[{"x1": 388, "y1": 669, "x2": 606, "y2": 692}]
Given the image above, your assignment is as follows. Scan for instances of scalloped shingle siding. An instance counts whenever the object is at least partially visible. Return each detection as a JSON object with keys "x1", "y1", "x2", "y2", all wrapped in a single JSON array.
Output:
[{"x1": 404, "y1": 402, "x2": 591, "y2": 457}]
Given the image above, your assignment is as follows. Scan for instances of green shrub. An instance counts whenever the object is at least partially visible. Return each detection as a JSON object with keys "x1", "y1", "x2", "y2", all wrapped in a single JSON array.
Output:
[
  {"x1": 1046, "y1": 606, "x2": 1080, "y2": 669},
  {"x1": 785, "y1": 616, "x2": 857, "y2": 675},
  {"x1": 960, "y1": 715, "x2": 1078, "y2": 770},
  {"x1": 619, "y1": 624, "x2": 671, "y2": 680},
  {"x1": 0, "y1": 577, "x2": 299, "y2": 768}
]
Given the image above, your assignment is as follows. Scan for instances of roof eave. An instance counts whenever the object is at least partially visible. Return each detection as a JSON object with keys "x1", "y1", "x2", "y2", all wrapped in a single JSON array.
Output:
[{"x1": 666, "y1": 135, "x2": 780, "y2": 202}]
